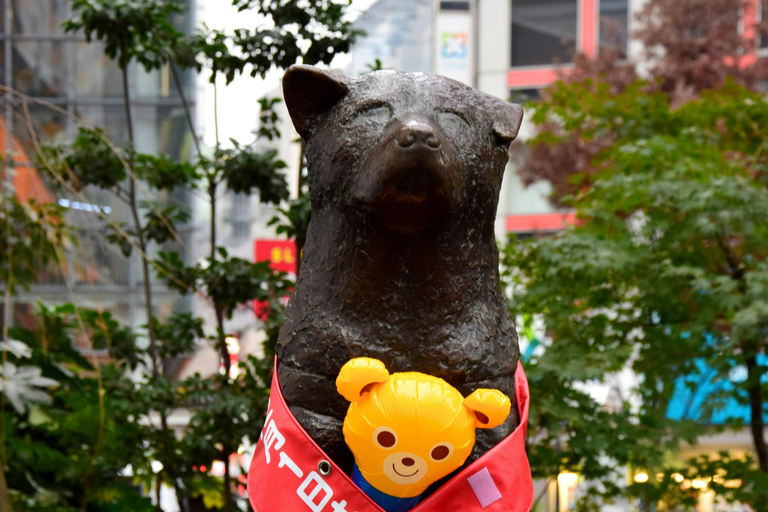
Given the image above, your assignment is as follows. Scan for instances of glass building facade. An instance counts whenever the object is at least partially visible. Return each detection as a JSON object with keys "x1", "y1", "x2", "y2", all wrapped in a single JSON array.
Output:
[
  {"x1": 344, "y1": 0, "x2": 434, "y2": 77},
  {"x1": 511, "y1": 0, "x2": 578, "y2": 67},
  {"x1": 1, "y1": 0, "x2": 196, "y2": 334},
  {"x1": 510, "y1": 0, "x2": 628, "y2": 69}
]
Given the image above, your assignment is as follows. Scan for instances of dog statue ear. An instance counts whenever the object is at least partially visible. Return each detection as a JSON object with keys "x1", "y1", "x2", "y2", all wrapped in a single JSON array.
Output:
[
  {"x1": 283, "y1": 65, "x2": 351, "y2": 140},
  {"x1": 491, "y1": 100, "x2": 524, "y2": 147},
  {"x1": 336, "y1": 358, "x2": 390, "y2": 403},
  {"x1": 463, "y1": 389, "x2": 511, "y2": 429}
]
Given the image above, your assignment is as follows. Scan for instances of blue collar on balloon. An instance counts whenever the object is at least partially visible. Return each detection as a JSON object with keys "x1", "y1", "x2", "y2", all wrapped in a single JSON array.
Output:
[{"x1": 352, "y1": 463, "x2": 422, "y2": 512}]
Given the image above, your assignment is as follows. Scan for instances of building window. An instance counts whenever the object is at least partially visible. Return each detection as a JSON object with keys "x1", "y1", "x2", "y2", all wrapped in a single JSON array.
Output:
[
  {"x1": 762, "y1": 0, "x2": 767, "y2": 48},
  {"x1": 12, "y1": 41, "x2": 67, "y2": 97},
  {"x1": 232, "y1": 193, "x2": 250, "y2": 218},
  {"x1": 509, "y1": 88, "x2": 541, "y2": 102},
  {"x1": 599, "y1": 0, "x2": 629, "y2": 55},
  {"x1": 511, "y1": 0, "x2": 578, "y2": 67},
  {"x1": 232, "y1": 221, "x2": 250, "y2": 239},
  {"x1": 10, "y1": 0, "x2": 70, "y2": 36},
  {"x1": 230, "y1": 193, "x2": 251, "y2": 239}
]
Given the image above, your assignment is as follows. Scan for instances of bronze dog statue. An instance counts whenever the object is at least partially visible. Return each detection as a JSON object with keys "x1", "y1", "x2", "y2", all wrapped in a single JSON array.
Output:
[{"x1": 276, "y1": 65, "x2": 524, "y2": 472}]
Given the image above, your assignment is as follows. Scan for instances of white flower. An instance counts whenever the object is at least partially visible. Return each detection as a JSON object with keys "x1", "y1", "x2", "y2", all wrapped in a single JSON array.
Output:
[
  {"x1": 0, "y1": 362, "x2": 59, "y2": 413},
  {"x1": 0, "y1": 339, "x2": 33, "y2": 359}
]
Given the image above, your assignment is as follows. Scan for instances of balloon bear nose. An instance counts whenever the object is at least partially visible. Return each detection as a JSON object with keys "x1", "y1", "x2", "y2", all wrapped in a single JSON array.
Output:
[
  {"x1": 396, "y1": 119, "x2": 440, "y2": 149},
  {"x1": 402, "y1": 457, "x2": 415, "y2": 467}
]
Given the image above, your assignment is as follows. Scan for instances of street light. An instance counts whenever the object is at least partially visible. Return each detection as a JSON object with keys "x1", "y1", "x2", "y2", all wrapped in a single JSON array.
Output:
[
  {"x1": 634, "y1": 471, "x2": 649, "y2": 483},
  {"x1": 557, "y1": 472, "x2": 579, "y2": 512}
]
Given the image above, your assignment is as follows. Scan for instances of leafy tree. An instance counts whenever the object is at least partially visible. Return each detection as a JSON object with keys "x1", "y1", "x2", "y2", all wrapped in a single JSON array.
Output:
[
  {"x1": 634, "y1": 0, "x2": 768, "y2": 94},
  {"x1": 512, "y1": 7, "x2": 768, "y2": 503},
  {"x1": 0, "y1": 195, "x2": 71, "y2": 296},
  {"x1": 61, "y1": 0, "x2": 196, "y2": 392},
  {"x1": 1, "y1": 151, "x2": 75, "y2": 511},
  {"x1": 2, "y1": 0, "x2": 360, "y2": 511},
  {"x1": 4, "y1": 304, "x2": 157, "y2": 512},
  {"x1": 518, "y1": 0, "x2": 768, "y2": 204},
  {"x1": 504, "y1": 79, "x2": 768, "y2": 509},
  {"x1": 193, "y1": 0, "x2": 361, "y2": 83}
]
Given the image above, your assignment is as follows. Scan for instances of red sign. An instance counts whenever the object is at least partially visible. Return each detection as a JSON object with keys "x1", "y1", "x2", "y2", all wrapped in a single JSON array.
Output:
[
  {"x1": 505, "y1": 212, "x2": 578, "y2": 233},
  {"x1": 255, "y1": 239, "x2": 298, "y2": 274},
  {"x1": 253, "y1": 239, "x2": 297, "y2": 320}
]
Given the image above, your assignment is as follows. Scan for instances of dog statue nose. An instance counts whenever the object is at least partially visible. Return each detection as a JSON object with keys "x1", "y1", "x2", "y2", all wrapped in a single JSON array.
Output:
[
  {"x1": 396, "y1": 119, "x2": 440, "y2": 149},
  {"x1": 401, "y1": 457, "x2": 415, "y2": 466}
]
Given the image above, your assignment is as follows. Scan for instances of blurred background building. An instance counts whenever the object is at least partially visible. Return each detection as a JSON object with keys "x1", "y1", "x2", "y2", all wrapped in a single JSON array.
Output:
[
  {"x1": 3, "y1": 0, "x2": 765, "y2": 509},
  {"x1": 1, "y1": 0, "x2": 196, "y2": 356},
  {"x1": 344, "y1": 0, "x2": 434, "y2": 76},
  {"x1": 0, "y1": 3, "x2": 201, "y2": 508},
  {"x1": 338, "y1": 0, "x2": 766, "y2": 510}
]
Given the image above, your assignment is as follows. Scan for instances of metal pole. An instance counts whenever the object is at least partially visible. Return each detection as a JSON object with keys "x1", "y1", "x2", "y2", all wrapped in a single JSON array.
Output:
[
  {"x1": 3, "y1": 0, "x2": 14, "y2": 330},
  {"x1": 4, "y1": 0, "x2": 12, "y2": 154},
  {"x1": 472, "y1": 0, "x2": 479, "y2": 88}
]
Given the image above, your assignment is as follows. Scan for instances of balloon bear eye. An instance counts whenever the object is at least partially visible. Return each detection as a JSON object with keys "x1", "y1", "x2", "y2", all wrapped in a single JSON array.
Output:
[
  {"x1": 373, "y1": 427, "x2": 398, "y2": 449},
  {"x1": 429, "y1": 443, "x2": 454, "y2": 462}
]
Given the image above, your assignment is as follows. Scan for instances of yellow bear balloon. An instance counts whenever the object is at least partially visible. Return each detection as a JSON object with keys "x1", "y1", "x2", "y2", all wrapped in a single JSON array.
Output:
[{"x1": 337, "y1": 357, "x2": 511, "y2": 512}]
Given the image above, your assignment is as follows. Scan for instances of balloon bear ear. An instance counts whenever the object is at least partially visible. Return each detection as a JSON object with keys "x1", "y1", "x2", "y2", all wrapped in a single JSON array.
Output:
[
  {"x1": 463, "y1": 389, "x2": 512, "y2": 429},
  {"x1": 336, "y1": 358, "x2": 390, "y2": 403}
]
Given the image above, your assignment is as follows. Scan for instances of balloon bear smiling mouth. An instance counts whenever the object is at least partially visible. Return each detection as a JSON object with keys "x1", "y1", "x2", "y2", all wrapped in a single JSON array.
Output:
[
  {"x1": 382, "y1": 452, "x2": 429, "y2": 484},
  {"x1": 393, "y1": 465, "x2": 420, "y2": 478}
]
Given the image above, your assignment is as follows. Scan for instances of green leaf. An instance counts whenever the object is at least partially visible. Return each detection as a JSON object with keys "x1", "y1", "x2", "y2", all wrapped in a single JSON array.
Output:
[
  {"x1": 64, "y1": 0, "x2": 188, "y2": 72},
  {"x1": 153, "y1": 313, "x2": 204, "y2": 359},
  {"x1": 217, "y1": 142, "x2": 289, "y2": 202},
  {"x1": 135, "y1": 154, "x2": 199, "y2": 191},
  {"x1": 38, "y1": 127, "x2": 125, "y2": 191},
  {"x1": 142, "y1": 202, "x2": 191, "y2": 245}
]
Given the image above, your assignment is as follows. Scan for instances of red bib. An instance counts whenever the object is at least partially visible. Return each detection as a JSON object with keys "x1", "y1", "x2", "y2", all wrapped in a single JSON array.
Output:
[{"x1": 247, "y1": 361, "x2": 533, "y2": 512}]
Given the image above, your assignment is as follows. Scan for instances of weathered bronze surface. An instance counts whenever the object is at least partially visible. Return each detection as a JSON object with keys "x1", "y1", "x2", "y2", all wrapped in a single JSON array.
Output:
[{"x1": 277, "y1": 65, "x2": 524, "y2": 473}]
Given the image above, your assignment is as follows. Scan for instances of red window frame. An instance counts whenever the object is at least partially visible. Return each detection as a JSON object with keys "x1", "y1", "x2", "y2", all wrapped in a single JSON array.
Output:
[{"x1": 507, "y1": 0, "x2": 598, "y2": 88}]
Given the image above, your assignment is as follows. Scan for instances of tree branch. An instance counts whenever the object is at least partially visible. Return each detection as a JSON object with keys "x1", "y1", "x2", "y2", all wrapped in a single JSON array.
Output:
[{"x1": 169, "y1": 62, "x2": 202, "y2": 159}]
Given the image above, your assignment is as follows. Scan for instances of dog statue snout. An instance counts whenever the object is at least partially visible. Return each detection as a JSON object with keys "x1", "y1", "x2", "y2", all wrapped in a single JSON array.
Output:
[
  {"x1": 351, "y1": 113, "x2": 459, "y2": 233},
  {"x1": 396, "y1": 118, "x2": 441, "y2": 149}
]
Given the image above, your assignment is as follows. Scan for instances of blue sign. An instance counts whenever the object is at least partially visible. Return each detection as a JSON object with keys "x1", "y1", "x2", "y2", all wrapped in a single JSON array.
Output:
[{"x1": 667, "y1": 353, "x2": 768, "y2": 424}]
